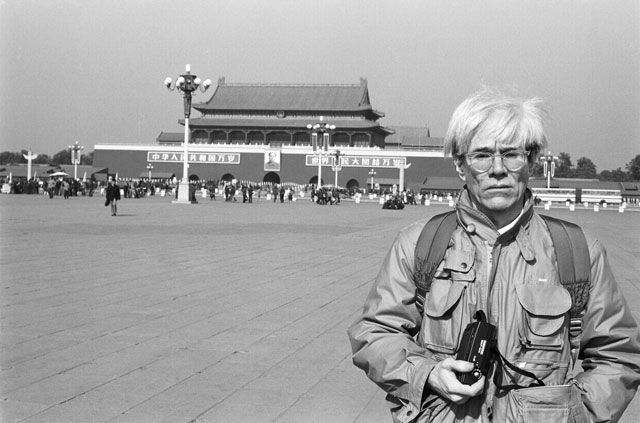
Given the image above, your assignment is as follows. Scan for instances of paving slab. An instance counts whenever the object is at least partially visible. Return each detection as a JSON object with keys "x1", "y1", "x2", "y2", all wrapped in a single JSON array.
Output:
[{"x1": 1, "y1": 193, "x2": 638, "y2": 422}]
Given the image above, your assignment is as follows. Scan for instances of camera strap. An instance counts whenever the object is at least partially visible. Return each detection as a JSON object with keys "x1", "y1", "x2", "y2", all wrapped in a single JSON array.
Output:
[{"x1": 492, "y1": 347, "x2": 546, "y2": 391}]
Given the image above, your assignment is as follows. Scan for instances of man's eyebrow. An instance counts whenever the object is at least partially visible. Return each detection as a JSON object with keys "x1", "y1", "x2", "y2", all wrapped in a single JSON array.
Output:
[
  {"x1": 468, "y1": 146, "x2": 494, "y2": 154},
  {"x1": 468, "y1": 145, "x2": 522, "y2": 155}
]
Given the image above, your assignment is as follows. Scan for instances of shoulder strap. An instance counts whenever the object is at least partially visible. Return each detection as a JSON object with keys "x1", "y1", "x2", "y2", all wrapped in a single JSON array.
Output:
[
  {"x1": 540, "y1": 215, "x2": 591, "y2": 320},
  {"x1": 414, "y1": 211, "x2": 458, "y2": 314}
]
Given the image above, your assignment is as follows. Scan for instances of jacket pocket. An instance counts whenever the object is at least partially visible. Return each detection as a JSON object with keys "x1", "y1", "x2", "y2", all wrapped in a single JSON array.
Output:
[
  {"x1": 504, "y1": 383, "x2": 590, "y2": 423},
  {"x1": 515, "y1": 283, "x2": 571, "y2": 351},
  {"x1": 421, "y1": 279, "x2": 467, "y2": 354}
]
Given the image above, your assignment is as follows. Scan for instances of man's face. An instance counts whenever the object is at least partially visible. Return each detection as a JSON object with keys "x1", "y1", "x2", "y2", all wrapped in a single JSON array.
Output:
[{"x1": 455, "y1": 134, "x2": 530, "y2": 227}]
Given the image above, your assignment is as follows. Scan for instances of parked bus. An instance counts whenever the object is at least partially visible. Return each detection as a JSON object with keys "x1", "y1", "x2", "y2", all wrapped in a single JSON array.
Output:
[
  {"x1": 531, "y1": 188, "x2": 577, "y2": 203},
  {"x1": 578, "y1": 188, "x2": 622, "y2": 205}
]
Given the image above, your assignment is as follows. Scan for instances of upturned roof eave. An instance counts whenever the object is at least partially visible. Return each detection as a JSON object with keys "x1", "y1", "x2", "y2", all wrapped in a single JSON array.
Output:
[
  {"x1": 193, "y1": 104, "x2": 375, "y2": 114},
  {"x1": 186, "y1": 117, "x2": 391, "y2": 132}
]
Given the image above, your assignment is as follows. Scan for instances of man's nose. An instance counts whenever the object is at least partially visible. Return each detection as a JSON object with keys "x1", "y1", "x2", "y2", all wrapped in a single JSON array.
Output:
[{"x1": 490, "y1": 155, "x2": 507, "y2": 173}]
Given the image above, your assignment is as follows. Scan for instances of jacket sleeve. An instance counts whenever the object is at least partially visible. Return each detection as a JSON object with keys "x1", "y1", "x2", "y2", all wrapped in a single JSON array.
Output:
[
  {"x1": 575, "y1": 239, "x2": 640, "y2": 422},
  {"x1": 347, "y1": 223, "x2": 438, "y2": 414}
]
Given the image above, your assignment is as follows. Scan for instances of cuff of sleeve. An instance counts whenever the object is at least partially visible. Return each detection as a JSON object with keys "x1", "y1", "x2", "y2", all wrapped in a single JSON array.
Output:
[{"x1": 407, "y1": 355, "x2": 437, "y2": 410}]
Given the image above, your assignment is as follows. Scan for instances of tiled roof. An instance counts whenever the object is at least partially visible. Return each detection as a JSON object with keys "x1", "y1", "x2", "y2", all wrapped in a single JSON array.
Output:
[
  {"x1": 187, "y1": 117, "x2": 388, "y2": 131},
  {"x1": 157, "y1": 132, "x2": 183, "y2": 142},
  {"x1": 195, "y1": 78, "x2": 375, "y2": 113},
  {"x1": 385, "y1": 126, "x2": 444, "y2": 147}
]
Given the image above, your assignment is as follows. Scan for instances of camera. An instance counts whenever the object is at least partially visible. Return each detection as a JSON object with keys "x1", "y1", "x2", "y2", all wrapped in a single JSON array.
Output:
[{"x1": 455, "y1": 310, "x2": 497, "y2": 385}]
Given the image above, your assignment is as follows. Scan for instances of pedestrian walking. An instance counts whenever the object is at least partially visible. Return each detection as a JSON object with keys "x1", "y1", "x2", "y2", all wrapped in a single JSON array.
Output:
[{"x1": 105, "y1": 178, "x2": 121, "y2": 216}]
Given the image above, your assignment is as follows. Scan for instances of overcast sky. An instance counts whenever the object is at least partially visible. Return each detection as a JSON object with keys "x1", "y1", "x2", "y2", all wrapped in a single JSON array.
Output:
[{"x1": 1, "y1": 0, "x2": 638, "y2": 171}]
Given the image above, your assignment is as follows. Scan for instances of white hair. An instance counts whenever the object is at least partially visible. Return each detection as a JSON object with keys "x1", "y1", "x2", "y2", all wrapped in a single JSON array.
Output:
[{"x1": 443, "y1": 88, "x2": 548, "y2": 163}]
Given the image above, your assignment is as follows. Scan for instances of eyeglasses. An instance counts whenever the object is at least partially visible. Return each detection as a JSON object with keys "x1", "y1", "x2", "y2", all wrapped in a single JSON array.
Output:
[{"x1": 465, "y1": 150, "x2": 530, "y2": 172}]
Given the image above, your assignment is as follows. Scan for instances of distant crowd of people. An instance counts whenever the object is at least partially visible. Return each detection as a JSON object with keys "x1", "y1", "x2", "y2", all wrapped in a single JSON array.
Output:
[{"x1": 3, "y1": 176, "x2": 640, "y2": 207}]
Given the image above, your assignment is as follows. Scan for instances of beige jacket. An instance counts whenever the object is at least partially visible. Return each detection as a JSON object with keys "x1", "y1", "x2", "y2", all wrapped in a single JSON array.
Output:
[{"x1": 348, "y1": 189, "x2": 640, "y2": 422}]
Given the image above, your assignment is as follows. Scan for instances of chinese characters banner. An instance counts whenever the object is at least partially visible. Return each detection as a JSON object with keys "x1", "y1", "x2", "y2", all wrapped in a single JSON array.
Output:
[
  {"x1": 305, "y1": 155, "x2": 406, "y2": 168},
  {"x1": 147, "y1": 152, "x2": 240, "y2": 164}
]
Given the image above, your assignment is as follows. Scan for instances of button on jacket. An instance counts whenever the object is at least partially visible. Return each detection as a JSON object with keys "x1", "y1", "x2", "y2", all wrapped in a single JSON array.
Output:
[{"x1": 348, "y1": 188, "x2": 640, "y2": 423}]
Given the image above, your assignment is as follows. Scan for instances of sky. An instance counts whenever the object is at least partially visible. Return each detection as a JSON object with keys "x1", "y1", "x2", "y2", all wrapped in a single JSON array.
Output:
[{"x1": 1, "y1": 0, "x2": 638, "y2": 172}]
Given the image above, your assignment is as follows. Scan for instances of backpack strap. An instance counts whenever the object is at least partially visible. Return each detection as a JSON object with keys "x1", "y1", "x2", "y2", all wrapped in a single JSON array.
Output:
[
  {"x1": 540, "y1": 214, "x2": 591, "y2": 368},
  {"x1": 539, "y1": 215, "x2": 591, "y2": 320},
  {"x1": 414, "y1": 211, "x2": 458, "y2": 314}
]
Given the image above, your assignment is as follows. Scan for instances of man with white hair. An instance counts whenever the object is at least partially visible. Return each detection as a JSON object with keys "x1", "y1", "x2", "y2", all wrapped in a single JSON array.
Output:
[{"x1": 348, "y1": 89, "x2": 640, "y2": 422}]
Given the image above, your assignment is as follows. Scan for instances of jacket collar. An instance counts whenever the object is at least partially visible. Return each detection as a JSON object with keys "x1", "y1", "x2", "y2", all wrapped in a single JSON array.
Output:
[{"x1": 455, "y1": 187, "x2": 535, "y2": 248}]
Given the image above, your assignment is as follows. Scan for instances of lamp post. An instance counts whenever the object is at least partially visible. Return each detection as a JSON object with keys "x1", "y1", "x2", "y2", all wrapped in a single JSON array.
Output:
[
  {"x1": 164, "y1": 64, "x2": 212, "y2": 204},
  {"x1": 369, "y1": 168, "x2": 377, "y2": 193},
  {"x1": 306, "y1": 116, "x2": 335, "y2": 188},
  {"x1": 332, "y1": 149, "x2": 342, "y2": 187},
  {"x1": 540, "y1": 151, "x2": 558, "y2": 189},
  {"x1": 68, "y1": 141, "x2": 84, "y2": 180},
  {"x1": 147, "y1": 163, "x2": 154, "y2": 181}
]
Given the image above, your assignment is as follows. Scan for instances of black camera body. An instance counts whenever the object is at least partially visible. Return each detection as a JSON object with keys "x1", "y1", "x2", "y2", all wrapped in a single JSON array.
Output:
[{"x1": 455, "y1": 310, "x2": 497, "y2": 385}]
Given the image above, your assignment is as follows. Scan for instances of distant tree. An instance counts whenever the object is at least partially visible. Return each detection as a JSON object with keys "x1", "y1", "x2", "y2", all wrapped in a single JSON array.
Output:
[
  {"x1": 33, "y1": 154, "x2": 50, "y2": 164},
  {"x1": 611, "y1": 168, "x2": 628, "y2": 181},
  {"x1": 81, "y1": 151, "x2": 93, "y2": 165},
  {"x1": 554, "y1": 152, "x2": 574, "y2": 178},
  {"x1": 50, "y1": 149, "x2": 71, "y2": 166},
  {"x1": 530, "y1": 161, "x2": 544, "y2": 177},
  {"x1": 626, "y1": 154, "x2": 640, "y2": 181},
  {"x1": 575, "y1": 157, "x2": 597, "y2": 179},
  {"x1": 0, "y1": 151, "x2": 27, "y2": 164}
]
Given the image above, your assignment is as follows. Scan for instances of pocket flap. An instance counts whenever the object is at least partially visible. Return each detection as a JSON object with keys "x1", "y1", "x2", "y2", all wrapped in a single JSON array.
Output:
[
  {"x1": 515, "y1": 283, "x2": 571, "y2": 316},
  {"x1": 443, "y1": 250, "x2": 475, "y2": 273},
  {"x1": 516, "y1": 283, "x2": 571, "y2": 336},
  {"x1": 425, "y1": 280, "x2": 466, "y2": 318}
]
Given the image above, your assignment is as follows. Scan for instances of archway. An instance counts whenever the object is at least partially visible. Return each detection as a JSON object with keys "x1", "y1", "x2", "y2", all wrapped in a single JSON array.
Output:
[
  {"x1": 309, "y1": 176, "x2": 325, "y2": 186},
  {"x1": 221, "y1": 173, "x2": 235, "y2": 183},
  {"x1": 263, "y1": 172, "x2": 280, "y2": 185},
  {"x1": 346, "y1": 179, "x2": 360, "y2": 193}
]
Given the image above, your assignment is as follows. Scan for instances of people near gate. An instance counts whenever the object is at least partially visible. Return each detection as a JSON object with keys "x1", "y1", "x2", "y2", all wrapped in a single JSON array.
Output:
[
  {"x1": 242, "y1": 184, "x2": 248, "y2": 203},
  {"x1": 47, "y1": 178, "x2": 56, "y2": 199},
  {"x1": 61, "y1": 179, "x2": 70, "y2": 199}
]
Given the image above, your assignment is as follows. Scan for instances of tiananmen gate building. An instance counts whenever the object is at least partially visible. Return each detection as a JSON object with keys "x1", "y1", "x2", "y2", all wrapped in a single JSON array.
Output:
[{"x1": 93, "y1": 78, "x2": 461, "y2": 192}]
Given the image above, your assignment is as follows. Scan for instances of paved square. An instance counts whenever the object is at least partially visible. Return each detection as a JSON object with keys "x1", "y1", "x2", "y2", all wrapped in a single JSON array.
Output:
[{"x1": 1, "y1": 193, "x2": 639, "y2": 422}]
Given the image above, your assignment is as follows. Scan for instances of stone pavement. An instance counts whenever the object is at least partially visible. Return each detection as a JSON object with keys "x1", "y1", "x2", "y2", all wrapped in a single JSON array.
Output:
[{"x1": 1, "y1": 193, "x2": 638, "y2": 423}]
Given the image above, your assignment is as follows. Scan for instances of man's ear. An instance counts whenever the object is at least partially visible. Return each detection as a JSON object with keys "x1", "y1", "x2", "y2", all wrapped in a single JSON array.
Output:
[{"x1": 454, "y1": 158, "x2": 467, "y2": 182}]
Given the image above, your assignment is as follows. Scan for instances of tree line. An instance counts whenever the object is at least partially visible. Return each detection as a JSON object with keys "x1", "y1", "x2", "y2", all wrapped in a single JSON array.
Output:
[
  {"x1": 530, "y1": 153, "x2": 640, "y2": 181},
  {"x1": 0, "y1": 149, "x2": 93, "y2": 167},
  {"x1": 1, "y1": 148, "x2": 639, "y2": 182}
]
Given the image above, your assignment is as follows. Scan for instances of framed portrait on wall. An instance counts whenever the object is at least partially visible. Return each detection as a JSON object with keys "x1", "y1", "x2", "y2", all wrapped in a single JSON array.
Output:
[{"x1": 264, "y1": 150, "x2": 281, "y2": 171}]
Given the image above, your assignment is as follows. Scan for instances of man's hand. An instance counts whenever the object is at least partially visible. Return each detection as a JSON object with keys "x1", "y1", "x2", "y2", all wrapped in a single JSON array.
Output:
[{"x1": 426, "y1": 358, "x2": 485, "y2": 404}]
